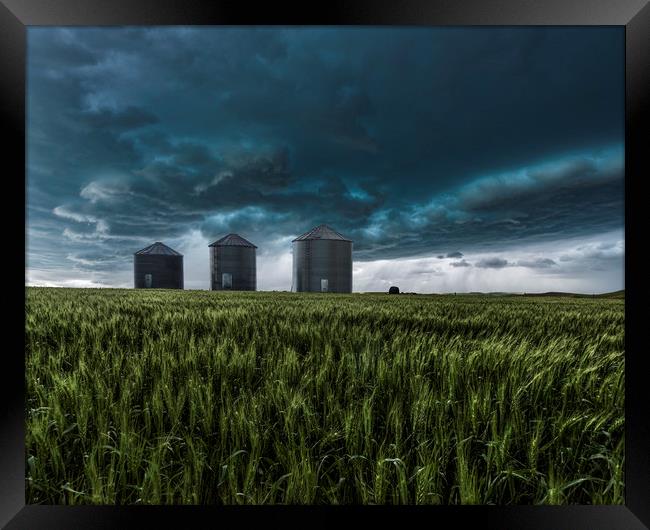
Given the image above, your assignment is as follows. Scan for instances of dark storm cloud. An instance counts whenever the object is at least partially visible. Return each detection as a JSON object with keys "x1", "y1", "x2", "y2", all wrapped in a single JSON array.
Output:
[
  {"x1": 69, "y1": 106, "x2": 159, "y2": 132},
  {"x1": 475, "y1": 258, "x2": 511, "y2": 269},
  {"x1": 351, "y1": 147, "x2": 623, "y2": 259},
  {"x1": 26, "y1": 27, "x2": 624, "y2": 282},
  {"x1": 449, "y1": 259, "x2": 472, "y2": 268},
  {"x1": 517, "y1": 258, "x2": 557, "y2": 269}
]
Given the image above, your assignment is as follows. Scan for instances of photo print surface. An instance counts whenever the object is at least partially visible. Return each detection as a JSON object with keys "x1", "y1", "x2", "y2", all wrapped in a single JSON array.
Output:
[{"x1": 26, "y1": 27, "x2": 624, "y2": 505}]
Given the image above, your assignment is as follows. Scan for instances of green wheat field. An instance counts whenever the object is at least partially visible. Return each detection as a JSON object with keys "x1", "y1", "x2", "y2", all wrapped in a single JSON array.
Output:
[{"x1": 25, "y1": 287, "x2": 624, "y2": 505}]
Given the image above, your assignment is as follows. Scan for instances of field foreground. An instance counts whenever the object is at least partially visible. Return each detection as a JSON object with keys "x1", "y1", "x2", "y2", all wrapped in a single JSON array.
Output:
[{"x1": 25, "y1": 288, "x2": 624, "y2": 504}]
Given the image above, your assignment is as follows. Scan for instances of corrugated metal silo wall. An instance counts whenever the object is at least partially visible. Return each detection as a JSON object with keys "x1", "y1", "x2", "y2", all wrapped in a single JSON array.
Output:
[
  {"x1": 292, "y1": 239, "x2": 352, "y2": 293},
  {"x1": 211, "y1": 246, "x2": 256, "y2": 291},
  {"x1": 134, "y1": 255, "x2": 184, "y2": 289}
]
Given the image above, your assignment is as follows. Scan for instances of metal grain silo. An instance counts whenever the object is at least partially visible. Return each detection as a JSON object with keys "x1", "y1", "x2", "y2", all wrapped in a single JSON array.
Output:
[
  {"x1": 134, "y1": 242, "x2": 184, "y2": 289},
  {"x1": 209, "y1": 234, "x2": 257, "y2": 291},
  {"x1": 292, "y1": 224, "x2": 352, "y2": 293}
]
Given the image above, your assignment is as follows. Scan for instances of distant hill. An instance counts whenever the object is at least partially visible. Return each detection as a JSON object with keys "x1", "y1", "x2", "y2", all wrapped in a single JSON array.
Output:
[
  {"x1": 523, "y1": 290, "x2": 624, "y2": 299},
  {"x1": 594, "y1": 289, "x2": 625, "y2": 299},
  {"x1": 359, "y1": 290, "x2": 625, "y2": 298}
]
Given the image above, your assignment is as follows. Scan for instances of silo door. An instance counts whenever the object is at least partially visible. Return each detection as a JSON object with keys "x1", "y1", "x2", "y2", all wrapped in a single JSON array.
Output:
[
  {"x1": 222, "y1": 273, "x2": 232, "y2": 290},
  {"x1": 145, "y1": 274, "x2": 152, "y2": 288},
  {"x1": 321, "y1": 278, "x2": 328, "y2": 292}
]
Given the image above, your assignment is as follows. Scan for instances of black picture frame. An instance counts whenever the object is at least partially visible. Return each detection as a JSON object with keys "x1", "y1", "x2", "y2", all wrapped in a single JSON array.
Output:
[{"x1": 3, "y1": 0, "x2": 648, "y2": 528}]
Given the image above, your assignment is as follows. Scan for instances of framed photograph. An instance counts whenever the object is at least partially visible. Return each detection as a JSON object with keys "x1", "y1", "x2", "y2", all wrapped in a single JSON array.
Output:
[{"x1": 3, "y1": 0, "x2": 648, "y2": 528}]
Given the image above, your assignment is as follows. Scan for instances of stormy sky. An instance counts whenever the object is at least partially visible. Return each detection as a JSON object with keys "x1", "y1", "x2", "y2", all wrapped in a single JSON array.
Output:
[{"x1": 26, "y1": 27, "x2": 624, "y2": 293}]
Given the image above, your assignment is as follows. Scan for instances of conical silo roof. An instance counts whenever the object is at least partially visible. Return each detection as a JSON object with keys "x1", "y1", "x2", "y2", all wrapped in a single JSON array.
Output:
[
  {"x1": 209, "y1": 233, "x2": 257, "y2": 248},
  {"x1": 134, "y1": 242, "x2": 183, "y2": 256},
  {"x1": 293, "y1": 224, "x2": 352, "y2": 242}
]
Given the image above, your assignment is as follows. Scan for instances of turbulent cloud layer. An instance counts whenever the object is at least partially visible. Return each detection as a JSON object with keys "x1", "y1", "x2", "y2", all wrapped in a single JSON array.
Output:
[{"x1": 26, "y1": 27, "x2": 624, "y2": 292}]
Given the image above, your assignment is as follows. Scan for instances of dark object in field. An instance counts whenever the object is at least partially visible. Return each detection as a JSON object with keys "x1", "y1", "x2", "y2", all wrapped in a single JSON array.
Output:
[
  {"x1": 134, "y1": 242, "x2": 184, "y2": 289},
  {"x1": 209, "y1": 234, "x2": 257, "y2": 291},
  {"x1": 292, "y1": 224, "x2": 353, "y2": 293},
  {"x1": 389, "y1": 286, "x2": 400, "y2": 294}
]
